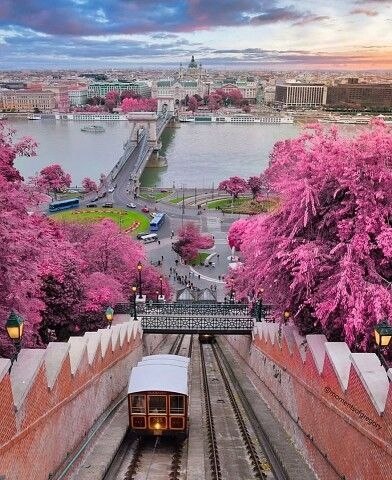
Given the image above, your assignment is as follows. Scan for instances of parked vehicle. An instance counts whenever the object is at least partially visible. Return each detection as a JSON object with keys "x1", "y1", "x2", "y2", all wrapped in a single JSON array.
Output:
[
  {"x1": 136, "y1": 232, "x2": 149, "y2": 240},
  {"x1": 91, "y1": 196, "x2": 99, "y2": 202},
  {"x1": 108, "y1": 187, "x2": 115, "y2": 193},
  {"x1": 86, "y1": 203, "x2": 98, "y2": 208},
  {"x1": 140, "y1": 233, "x2": 158, "y2": 244},
  {"x1": 102, "y1": 203, "x2": 113, "y2": 208},
  {"x1": 49, "y1": 198, "x2": 79, "y2": 212},
  {"x1": 127, "y1": 203, "x2": 136, "y2": 208},
  {"x1": 141, "y1": 206, "x2": 150, "y2": 213},
  {"x1": 150, "y1": 213, "x2": 166, "y2": 232}
]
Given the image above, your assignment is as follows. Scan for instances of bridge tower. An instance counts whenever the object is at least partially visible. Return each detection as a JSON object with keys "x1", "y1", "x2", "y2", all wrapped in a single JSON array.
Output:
[
  {"x1": 127, "y1": 111, "x2": 158, "y2": 148},
  {"x1": 157, "y1": 96, "x2": 175, "y2": 114}
]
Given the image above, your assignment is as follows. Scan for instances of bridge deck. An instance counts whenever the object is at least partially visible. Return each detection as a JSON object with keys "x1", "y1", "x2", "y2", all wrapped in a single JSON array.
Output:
[{"x1": 141, "y1": 314, "x2": 254, "y2": 334}]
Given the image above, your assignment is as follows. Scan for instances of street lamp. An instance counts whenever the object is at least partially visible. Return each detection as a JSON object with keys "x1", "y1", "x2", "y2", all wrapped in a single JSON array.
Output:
[
  {"x1": 132, "y1": 286, "x2": 138, "y2": 320},
  {"x1": 156, "y1": 290, "x2": 159, "y2": 302},
  {"x1": 105, "y1": 306, "x2": 114, "y2": 329},
  {"x1": 5, "y1": 311, "x2": 24, "y2": 373},
  {"x1": 137, "y1": 261, "x2": 143, "y2": 299},
  {"x1": 283, "y1": 310, "x2": 290, "y2": 323},
  {"x1": 159, "y1": 275, "x2": 163, "y2": 297},
  {"x1": 257, "y1": 288, "x2": 264, "y2": 322},
  {"x1": 374, "y1": 321, "x2": 392, "y2": 369}
]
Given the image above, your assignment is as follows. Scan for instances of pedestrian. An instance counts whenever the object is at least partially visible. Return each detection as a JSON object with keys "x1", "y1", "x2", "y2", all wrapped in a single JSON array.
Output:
[
  {"x1": 175, "y1": 259, "x2": 179, "y2": 266},
  {"x1": 171, "y1": 230, "x2": 174, "y2": 238},
  {"x1": 198, "y1": 274, "x2": 201, "y2": 280},
  {"x1": 161, "y1": 255, "x2": 164, "y2": 261},
  {"x1": 158, "y1": 240, "x2": 161, "y2": 245},
  {"x1": 170, "y1": 267, "x2": 172, "y2": 273},
  {"x1": 218, "y1": 275, "x2": 221, "y2": 281},
  {"x1": 217, "y1": 254, "x2": 220, "y2": 260}
]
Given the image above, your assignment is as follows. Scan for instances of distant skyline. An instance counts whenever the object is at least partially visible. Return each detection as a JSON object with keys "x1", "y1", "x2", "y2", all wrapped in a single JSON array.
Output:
[{"x1": 0, "y1": 0, "x2": 391, "y2": 70}]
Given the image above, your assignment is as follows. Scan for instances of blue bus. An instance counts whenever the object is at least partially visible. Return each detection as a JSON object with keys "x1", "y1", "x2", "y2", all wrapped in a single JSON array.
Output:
[
  {"x1": 150, "y1": 212, "x2": 166, "y2": 232},
  {"x1": 49, "y1": 198, "x2": 80, "y2": 212}
]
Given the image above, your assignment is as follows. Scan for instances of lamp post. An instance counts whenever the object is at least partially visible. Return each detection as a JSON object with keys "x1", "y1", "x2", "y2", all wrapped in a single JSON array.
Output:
[
  {"x1": 5, "y1": 311, "x2": 24, "y2": 373},
  {"x1": 374, "y1": 321, "x2": 392, "y2": 370},
  {"x1": 137, "y1": 261, "x2": 143, "y2": 299},
  {"x1": 132, "y1": 286, "x2": 137, "y2": 320},
  {"x1": 257, "y1": 288, "x2": 264, "y2": 322},
  {"x1": 156, "y1": 290, "x2": 159, "y2": 302},
  {"x1": 283, "y1": 310, "x2": 290, "y2": 323},
  {"x1": 229, "y1": 281, "x2": 235, "y2": 304},
  {"x1": 105, "y1": 306, "x2": 114, "y2": 329},
  {"x1": 159, "y1": 275, "x2": 163, "y2": 297}
]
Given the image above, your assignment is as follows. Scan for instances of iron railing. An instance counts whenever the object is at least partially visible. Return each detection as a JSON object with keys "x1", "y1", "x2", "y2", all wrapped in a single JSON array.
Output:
[
  {"x1": 143, "y1": 302, "x2": 250, "y2": 316},
  {"x1": 141, "y1": 315, "x2": 254, "y2": 333}
]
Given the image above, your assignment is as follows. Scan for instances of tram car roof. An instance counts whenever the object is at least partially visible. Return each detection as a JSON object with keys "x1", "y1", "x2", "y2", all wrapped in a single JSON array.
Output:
[
  {"x1": 128, "y1": 363, "x2": 189, "y2": 396},
  {"x1": 140, "y1": 354, "x2": 190, "y2": 364}
]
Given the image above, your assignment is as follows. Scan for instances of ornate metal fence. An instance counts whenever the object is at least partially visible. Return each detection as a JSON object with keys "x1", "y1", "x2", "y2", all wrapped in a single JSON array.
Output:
[{"x1": 141, "y1": 315, "x2": 254, "y2": 334}]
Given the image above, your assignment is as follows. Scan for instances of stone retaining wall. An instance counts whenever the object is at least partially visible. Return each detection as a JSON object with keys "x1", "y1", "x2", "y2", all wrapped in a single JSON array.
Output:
[
  {"x1": 0, "y1": 319, "x2": 162, "y2": 480},
  {"x1": 225, "y1": 322, "x2": 392, "y2": 480}
]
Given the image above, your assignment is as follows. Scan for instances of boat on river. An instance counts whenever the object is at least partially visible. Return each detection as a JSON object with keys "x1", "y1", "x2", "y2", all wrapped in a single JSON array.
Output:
[
  {"x1": 179, "y1": 114, "x2": 294, "y2": 124},
  {"x1": 81, "y1": 125, "x2": 105, "y2": 133},
  {"x1": 27, "y1": 114, "x2": 41, "y2": 120}
]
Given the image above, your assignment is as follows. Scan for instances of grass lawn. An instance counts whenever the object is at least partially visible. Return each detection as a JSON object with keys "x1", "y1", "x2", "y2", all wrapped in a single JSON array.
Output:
[
  {"x1": 169, "y1": 195, "x2": 193, "y2": 204},
  {"x1": 189, "y1": 252, "x2": 210, "y2": 266},
  {"x1": 52, "y1": 208, "x2": 150, "y2": 235},
  {"x1": 139, "y1": 190, "x2": 172, "y2": 201},
  {"x1": 206, "y1": 196, "x2": 278, "y2": 214}
]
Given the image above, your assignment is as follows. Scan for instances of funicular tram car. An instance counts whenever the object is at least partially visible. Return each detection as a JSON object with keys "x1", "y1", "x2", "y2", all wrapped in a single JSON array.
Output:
[{"x1": 128, "y1": 354, "x2": 190, "y2": 437}]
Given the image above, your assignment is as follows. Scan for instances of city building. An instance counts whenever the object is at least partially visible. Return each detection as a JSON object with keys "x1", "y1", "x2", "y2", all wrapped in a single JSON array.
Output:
[
  {"x1": 68, "y1": 88, "x2": 88, "y2": 106},
  {"x1": 152, "y1": 56, "x2": 209, "y2": 106},
  {"x1": 326, "y1": 83, "x2": 392, "y2": 110},
  {"x1": 212, "y1": 77, "x2": 263, "y2": 104},
  {"x1": 87, "y1": 81, "x2": 151, "y2": 98},
  {"x1": 1, "y1": 89, "x2": 56, "y2": 112},
  {"x1": 275, "y1": 83, "x2": 327, "y2": 108}
]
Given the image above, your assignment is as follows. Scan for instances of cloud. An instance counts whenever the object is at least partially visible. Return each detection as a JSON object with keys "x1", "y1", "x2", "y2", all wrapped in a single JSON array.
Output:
[
  {"x1": 350, "y1": 8, "x2": 379, "y2": 16},
  {"x1": 0, "y1": 0, "x2": 329, "y2": 36}
]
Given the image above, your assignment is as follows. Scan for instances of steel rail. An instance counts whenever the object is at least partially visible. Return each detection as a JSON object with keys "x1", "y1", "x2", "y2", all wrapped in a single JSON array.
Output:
[
  {"x1": 211, "y1": 344, "x2": 269, "y2": 479},
  {"x1": 214, "y1": 341, "x2": 289, "y2": 480},
  {"x1": 199, "y1": 343, "x2": 222, "y2": 480}
]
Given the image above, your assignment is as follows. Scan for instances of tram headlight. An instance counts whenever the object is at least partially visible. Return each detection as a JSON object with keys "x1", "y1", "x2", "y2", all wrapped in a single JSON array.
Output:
[{"x1": 154, "y1": 421, "x2": 161, "y2": 430}]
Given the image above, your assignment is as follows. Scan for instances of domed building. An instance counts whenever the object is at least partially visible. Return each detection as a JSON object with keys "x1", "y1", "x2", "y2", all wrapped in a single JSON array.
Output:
[{"x1": 153, "y1": 55, "x2": 209, "y2": 109}]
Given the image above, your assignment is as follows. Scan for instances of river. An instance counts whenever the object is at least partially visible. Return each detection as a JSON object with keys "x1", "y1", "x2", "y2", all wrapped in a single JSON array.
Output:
[{"x1": 7, "y1": 117, "x2": 345, "y2": 187}]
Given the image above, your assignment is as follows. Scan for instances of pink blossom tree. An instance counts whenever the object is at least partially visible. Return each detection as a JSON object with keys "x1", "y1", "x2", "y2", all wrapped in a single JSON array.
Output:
[
  {"x1": 218, "y1": 176, "x2": 248, "y2": 206},
  {"x1": 247, "y1": 176, "x2": 263, "y2": 199},
  {"x1": 121, "y1": 97, "x2": 157, "y2": 112},
  {"x1": 227, "y1": 217, "x2": 254, "y2": 251},
  {"x1": 231, "y1": 121, "x2": 392, "y2": 351},
  {"x1": 105, "y1": 90, "x2": 119, "y2": 112},
  {"x1": 35, "y1": 164, "x2": 71, "y2": 199},
  {"x1": 173, "y1": 222, "x2": 214, "y2": 262},
  {"x1": 82, "y1": 177, "x2": 98, "y2": 193},
  {"x1": 188, "y1": 96, "x2": 199, "y2": 112}
]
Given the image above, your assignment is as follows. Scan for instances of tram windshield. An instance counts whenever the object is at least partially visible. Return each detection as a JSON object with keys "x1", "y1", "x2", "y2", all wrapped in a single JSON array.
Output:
[
  {"x1": 148, "y1": 395, "x2": 166, "y2": 413},
  {"x1": 131, "y1": 395, "x2": 145, "y2": 413},
  {"x1": 170, "y1": 395, "x2": 185, "y2": 414}
]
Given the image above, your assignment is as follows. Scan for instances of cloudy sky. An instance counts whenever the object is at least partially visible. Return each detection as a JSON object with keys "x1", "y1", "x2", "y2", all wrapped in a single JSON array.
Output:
[{"x1": 0, "y1": 0, "x2": 391, "y2": 70}]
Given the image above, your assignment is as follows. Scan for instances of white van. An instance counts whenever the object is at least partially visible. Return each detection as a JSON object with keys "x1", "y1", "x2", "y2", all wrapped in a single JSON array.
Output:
[{"x1": 140, "y1": 233, "x2": 158, "y2": 244}]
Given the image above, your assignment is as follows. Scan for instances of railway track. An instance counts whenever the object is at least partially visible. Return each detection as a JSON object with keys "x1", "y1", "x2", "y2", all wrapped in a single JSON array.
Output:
[
  {"x1": 103, "y1": 334, "x2": 192, "y2": 480},
  {"x1": 200, "y1": 341, "x2": 284, "y2": 480}
]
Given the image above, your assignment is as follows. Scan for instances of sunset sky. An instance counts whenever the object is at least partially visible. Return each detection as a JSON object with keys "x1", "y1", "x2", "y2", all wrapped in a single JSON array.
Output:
[{"x1": 0, "y1": 0, "x2": 391, "y2": 70}]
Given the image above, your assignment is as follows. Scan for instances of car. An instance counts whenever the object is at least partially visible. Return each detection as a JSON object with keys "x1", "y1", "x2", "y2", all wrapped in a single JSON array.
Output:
[
  {"x1": 141, "y1": 206, "x2": 150, "y2": 213},
  {"x1": 126, "y1": 203, "x2": 136, "y2": 208},
  {"x1": 102, "y1": 203, "x2": 113, "y2": 208},
  {"x1": 91, "y1": 196, "x2": 99, "y2": 202},
  {"x1": 160, "y1": 189, "x2": 168, "y2": 193},
  {"x1": 136, "y1": 232, "x2": 149, "y2": 240},
  {"x1": 108, "y1": 187, "x2": 115, "y2": 193},
  {"x1": 86, "y1": 203, "x2": 98, "y2": 208}
]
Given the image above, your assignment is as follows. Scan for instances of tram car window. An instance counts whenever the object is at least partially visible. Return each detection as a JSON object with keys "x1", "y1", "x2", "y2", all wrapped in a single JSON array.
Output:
[{"x1": 128, "y1": 355, "x2": 189, "y2": 438}]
